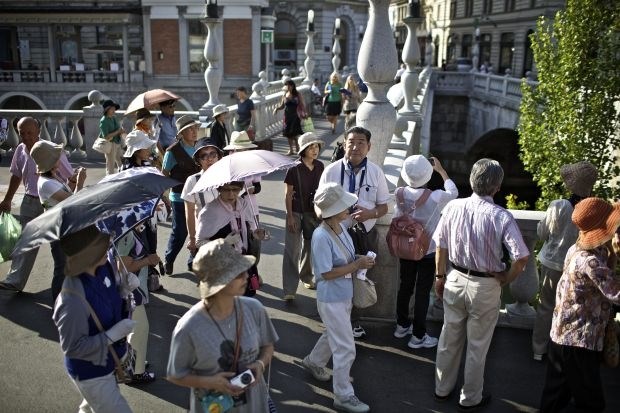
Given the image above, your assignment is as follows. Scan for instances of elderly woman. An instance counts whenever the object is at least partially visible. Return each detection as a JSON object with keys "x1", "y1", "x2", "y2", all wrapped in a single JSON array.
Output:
[
  {"x1": 301, "y1": 183, "x2": 375, "y2": 413},
  {"x1": 393, "y1": 156, "x2": 457, "y2": 349},
  {"x1": 273, "y1": 79, "x2": 304, "y2": 155},
  {"x1": 531, "y1": 161, "x2": 597, "y2": 360},
  {"x1": 195, "y1": 181, "x2": 267, "y2": 296},
  {"x1": 167, "y1": 239, "x2": 278, "y2": 413},
  {"x1": 30, "y1": 140, "x2": 87, "y2": 300},
  {"x1": 53, "y1": 225, "x2": 135, "y2": 413},
  {"x1": 324, "y1": 72, "x2": 343, "y2": 134},
  {"x1": 99, "y1": 99, "x2": 124, "y2": 175},
  {"x1": 540, "y1": 197, "x2": 620, "y2": 413},
  {"x1": 282, "y1": 132, "x2": 324, "y2": 300}
]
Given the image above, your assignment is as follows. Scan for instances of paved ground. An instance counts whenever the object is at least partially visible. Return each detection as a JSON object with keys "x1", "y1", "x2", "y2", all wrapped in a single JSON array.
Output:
[{"x1": 1, "y1": 117, "x2": 619, "y2": 412}]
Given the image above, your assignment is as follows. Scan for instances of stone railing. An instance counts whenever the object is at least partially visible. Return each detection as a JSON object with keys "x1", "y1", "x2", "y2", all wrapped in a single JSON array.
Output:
[{"x1": 433, "y1": 71, "x2": 537, "y2": 105}]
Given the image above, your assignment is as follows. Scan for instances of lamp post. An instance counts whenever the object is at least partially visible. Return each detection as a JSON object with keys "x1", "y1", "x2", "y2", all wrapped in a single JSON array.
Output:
[
  {"x1": 331, "y1": 18, "x2": 342, "y2": 74},
  {"x1": 199, "y1": 0, "x2": 223, "y2": 121},
  {"x1": 302, "y1": 10, "x2": 316, "y2": 85}
]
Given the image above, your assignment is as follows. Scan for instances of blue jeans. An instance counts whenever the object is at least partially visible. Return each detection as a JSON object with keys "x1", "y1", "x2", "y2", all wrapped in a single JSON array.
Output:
[{"x1": 164, "y1": 200, "x2": 188, "y2": 267}]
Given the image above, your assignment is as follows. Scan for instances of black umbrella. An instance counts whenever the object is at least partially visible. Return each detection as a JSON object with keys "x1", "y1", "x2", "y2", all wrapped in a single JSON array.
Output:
[{"x1": 11, "y1": 172, "x2": 179, "y2": 255}]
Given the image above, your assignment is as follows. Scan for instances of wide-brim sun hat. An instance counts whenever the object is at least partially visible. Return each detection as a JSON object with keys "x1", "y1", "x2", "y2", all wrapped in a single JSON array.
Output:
[
  {"x1": 572, "y1": 197, "x2": 620, "y2": 250},
  {"x1": 212, "y1": 104, "x2": 229, "y2": 118},
  {"x1": 314, "y1": 182, "x2": 358, "y2": 219},
  {"x1": 193, "y1": 139, "x2": 223, "y2": 162},
  {"x1": 176, "y1": 114, "x2": 201, "y2": 136},
  {"x1": 102, "y1": 99, "x2": 120, "y2": 113},
  {"x1": 224, "y1": 130, "x2": 257, "y2": 151},
  {"x1": 30, "y1": 140, "x2": 63, "y2": 173},
  {"x1": 193, "y1": 239, "x2": 256, "y2": 298},
  {"x1": 560, "y1": 161, "x2": 597, "y2": 197},
  {"x1": 60, "y1": 225, "x2": 111, "y2": 277},
  {"x1": 297, "y1": 132, "x2": 324, "y2": 155},
  {"x1": 135, "y1": 108, "x2": 156, "y2": 125},
  {"x1": 123, "y1": 130, "x2": 155, "y2": 157},
  {"x1": 401, "y1": 155, "x2": 433, "y2": 188}
]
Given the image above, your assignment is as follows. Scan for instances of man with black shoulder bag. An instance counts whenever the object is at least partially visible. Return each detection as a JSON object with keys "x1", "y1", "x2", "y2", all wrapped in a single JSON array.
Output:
[{"x1": 318, "y1": 126, "x2": 389, "y2": 338}]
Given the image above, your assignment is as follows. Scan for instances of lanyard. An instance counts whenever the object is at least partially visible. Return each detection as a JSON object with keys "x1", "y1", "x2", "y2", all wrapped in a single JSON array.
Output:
[
  {"x1": 340, "y1": 159, "x2": 367, "y2": 195},
  {"x1": 204, "y1": 299, "x2": 242, "y2": 371}
]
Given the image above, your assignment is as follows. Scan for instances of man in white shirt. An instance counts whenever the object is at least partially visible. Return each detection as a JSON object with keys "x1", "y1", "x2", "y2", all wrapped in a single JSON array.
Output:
[{"x1": 319, "y1": 126, "x2": 390, "y2": 338}]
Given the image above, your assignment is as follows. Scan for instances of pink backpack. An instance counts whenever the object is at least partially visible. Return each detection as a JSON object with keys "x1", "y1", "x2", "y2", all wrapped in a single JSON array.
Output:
[{"x1": 386, "y1": 188, "x2": 431, "y2": 261}]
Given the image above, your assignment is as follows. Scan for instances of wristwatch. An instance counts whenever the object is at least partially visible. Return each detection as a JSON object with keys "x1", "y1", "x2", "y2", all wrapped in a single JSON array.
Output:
[{"x1": 434, "y1": 274, "x2": 446, "y2": 279}]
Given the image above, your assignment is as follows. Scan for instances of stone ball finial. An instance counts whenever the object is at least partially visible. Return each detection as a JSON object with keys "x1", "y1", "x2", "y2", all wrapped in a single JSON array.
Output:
[
  {"x1": 281, "y1": 68, "x2": 291, "y2": 77},
  {"x1": 258, "y1": 70, "x2": 267, "y2": 81},
  {"x1": 88, "y1": 90, "x2": 102, "y2": 105}
]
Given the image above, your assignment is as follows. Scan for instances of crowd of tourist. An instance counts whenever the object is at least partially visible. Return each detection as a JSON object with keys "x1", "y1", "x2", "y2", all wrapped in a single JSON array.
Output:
[{"x1": 0, "y1": 82, "x2": 618, "y2": 413}]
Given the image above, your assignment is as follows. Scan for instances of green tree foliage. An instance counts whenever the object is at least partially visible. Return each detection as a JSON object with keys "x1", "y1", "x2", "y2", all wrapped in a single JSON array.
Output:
[{"x1": 519, "y1": 0, "x2": 620, "y2": 210}]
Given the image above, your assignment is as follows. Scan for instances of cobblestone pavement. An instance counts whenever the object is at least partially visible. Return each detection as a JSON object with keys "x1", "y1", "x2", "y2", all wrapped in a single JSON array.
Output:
[{"x1": 1, "y1": 117, "x2": 618, "y2": 412}]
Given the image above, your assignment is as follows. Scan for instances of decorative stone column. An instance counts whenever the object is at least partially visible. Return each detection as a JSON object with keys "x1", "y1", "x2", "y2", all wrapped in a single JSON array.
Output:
[
  {"x1": 199, "y1": 2, "x2": 223, "y2": 122},
  {"x1": 83, "y1": 90, "x2": 104, "y2": 161},
  {"x1": 395, "y1": 13, "x2": 423, "y2": 151},
  {"x1": 302, "y1": 10, "x2": 316, "y2": 86},
  {"x1": 250, "y1": 73, "x2": 267, "y2": 141},
  {"x1": 331, "y1": 18, "x2": 342, "y2": 74}
]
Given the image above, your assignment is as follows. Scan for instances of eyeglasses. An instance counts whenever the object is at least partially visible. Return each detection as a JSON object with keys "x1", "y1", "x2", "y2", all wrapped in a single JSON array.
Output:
[{"x1": 198, "y1": 152, "x2": 219, "y2": 160}]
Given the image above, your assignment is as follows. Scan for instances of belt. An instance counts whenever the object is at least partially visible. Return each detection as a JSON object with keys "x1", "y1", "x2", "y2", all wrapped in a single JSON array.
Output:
[{"x1": 450, "y1": 262, "x2": 490, "y2": 278}]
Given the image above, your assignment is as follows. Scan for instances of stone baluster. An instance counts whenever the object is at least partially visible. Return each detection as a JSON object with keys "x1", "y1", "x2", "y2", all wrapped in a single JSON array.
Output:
[
  {"x1": 40, "y1": 119, "x2": 52, "y2": 141},
  {"x1": 250, "y1": 79, "x2": 266, "y2": 142},
  {"x1": 331, "y1": 18, "x2": 342, "y2": 74},
  {"x1": 54, "y1": 121, "x2": 68, "y2": 155},
  {"x1": 302, "y1": 11, "x2": 316, "y2": 87},
  {"x1": 356, "y1": 0, "x2": 398, "y2": 163},
  {"x1": 419, "y1": 33, "x2": 434, "y2": 80},
  {"x1": 199, "y1": 6, "x2": 223, "y2": 122},
  {"x1": 68, "y1": 115, "x2": 86, "y2": 159},
  {"x1": 2, "y1": 117, "x2": 20, "y2": 153}
]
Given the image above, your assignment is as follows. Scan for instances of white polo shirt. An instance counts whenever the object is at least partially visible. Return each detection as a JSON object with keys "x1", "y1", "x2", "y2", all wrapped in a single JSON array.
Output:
[{"x1": 319, "y1": 157, "x2": 390, "y2": 231}]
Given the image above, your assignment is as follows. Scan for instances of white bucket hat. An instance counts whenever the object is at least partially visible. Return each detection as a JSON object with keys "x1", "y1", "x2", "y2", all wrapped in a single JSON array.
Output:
[
  {"x1": 175, "y1": 115, "x2": 201, "y2": 136},
  {"x1": 224, "y1": 131, "x2": 257, "y2": 151},
  {"x1": 193, "y1": 239, "x2": 256, "y2": 298},
  {"x1": 212, "y1": 104, "x2": 229, "y2": 118},
  {"x1": 30, "y1": 140, "x2": 63, "y2": 173},
  {"x1": 123, "y1": 130, "x2": 155, "y2": 158},
  {"x1": 314, "y1": 182, "x2": 358, "y2": 219},
  {"x1": 297, "y1": 132, "x2": 324, "y2": 156},
  {"x1": 401, "y1": 155, "x2": 433, "y2": 188}
]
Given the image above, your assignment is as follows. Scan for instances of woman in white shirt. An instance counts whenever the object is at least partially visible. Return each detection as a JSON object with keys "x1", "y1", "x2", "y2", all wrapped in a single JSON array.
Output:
[
  {"x1": 392, "y1": 156, "x2": 458, "y2": 349},
  {"x1": 30, "y1": 140, "x2": 86, "y2": 300}
]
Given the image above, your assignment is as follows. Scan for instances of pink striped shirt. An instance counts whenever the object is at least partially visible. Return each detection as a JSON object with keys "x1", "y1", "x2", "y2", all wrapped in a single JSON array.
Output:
[
  {"x1": 432, "y1": 194, "x2": 529, "y2": 273},
  {"x1": 9, "y1": 142, "x2": 74, "y2": 196}
]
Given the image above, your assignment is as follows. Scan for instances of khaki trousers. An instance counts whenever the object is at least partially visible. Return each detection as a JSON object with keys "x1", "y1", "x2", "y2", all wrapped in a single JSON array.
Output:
[
  {"x1": 435, "y1": 269, "x2": 501, "y2": 407},
  {"x1": 281, "y1": 212, "x2": 314, "y2": 296}
]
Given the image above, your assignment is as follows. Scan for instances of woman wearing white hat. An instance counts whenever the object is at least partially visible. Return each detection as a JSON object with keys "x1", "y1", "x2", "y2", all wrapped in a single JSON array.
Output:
[
  {"x1": 301, "y1": 183, "x2": 375, "y2": 413},
  {"x1": 209, "y1": 104, "x2": 230, "y2": 150},
  {"x1": 30, "y1": 140, "x2": 87, "y2": 300},
  {"x1": 224, "y1": 130, "x2": 261, "y2": 222},
  {"x1": 282, "y1": 132, "x2": 324, "y2": 300},
  {"x1": 392, "y1": 155, "x2": 457, "y2": 349},
  {"x1": 167, "y1": 239, "x2": 278, "y2": 413},
  {"x1": 122, "y1": 130, "x2": 157, "y2": 169}
]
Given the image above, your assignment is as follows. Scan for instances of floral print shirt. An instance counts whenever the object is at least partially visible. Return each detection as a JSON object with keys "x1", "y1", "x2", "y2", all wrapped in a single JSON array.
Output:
[{"x1": 550, "y1": 244, "x2": 620, "y2": 351}]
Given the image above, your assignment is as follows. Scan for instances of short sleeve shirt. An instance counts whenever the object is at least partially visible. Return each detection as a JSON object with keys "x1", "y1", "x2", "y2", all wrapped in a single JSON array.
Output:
[
  {"x1": 311, "y1": 224, "x2": 355, "y2": 302},
  {"x1": 284, "y1": 160, "x2": 324, "y2": 213},
  {"x1": 38, "y1": 176, "x2": 71, "y2": 209}
]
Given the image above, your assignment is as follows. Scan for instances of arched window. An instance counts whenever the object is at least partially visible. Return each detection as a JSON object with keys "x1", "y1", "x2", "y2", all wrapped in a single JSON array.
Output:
[{"x1": 499, "y1": 32, "x2": 514, "y2": 74}]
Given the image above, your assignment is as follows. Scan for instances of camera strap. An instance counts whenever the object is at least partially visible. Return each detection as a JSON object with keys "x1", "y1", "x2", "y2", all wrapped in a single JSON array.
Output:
[{"x1": 205, "y1": 298, "x2": 244, "y2": 371}]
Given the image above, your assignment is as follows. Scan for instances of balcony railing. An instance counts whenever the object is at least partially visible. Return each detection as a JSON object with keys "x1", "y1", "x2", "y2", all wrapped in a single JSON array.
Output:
[{"x1": 0, "y1": 69, "x2": 145, "y2": 84}]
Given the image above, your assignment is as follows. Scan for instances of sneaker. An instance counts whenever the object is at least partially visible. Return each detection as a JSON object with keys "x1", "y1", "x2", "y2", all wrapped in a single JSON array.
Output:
[
  {"x1": 457, "y1": 394, "x2": 491, "y2": 412},
  {"x1": 163, "y1": 262, "x2": 173, "y2": 275},
  {"x1": 303, "y1": 282, "x2": 316, "y2": 290},
  {"x1": 0, "y1": 281, "x2": 20, "y2": 292},
  {"x1": 408, "y1": 333, "x2": 438, "y2": 349},
  {"x1": 333, "y1": 395, "x2": 370, "y2": 413},
  {"x1": 283, "y1": 294, "x2": 295, "y2": 301},
  {"x1": 393, "y1": 324, "x2": 413, "y2": 338},
  {"x1": 301, "y1": 356, "x2": 330, "y2": 382},
  {"x1": 129, "y1": 371, "x2": 156, "y2": 384},
  {"x1": 352, "y1": 324, "x2": 367, "y2": 339}
]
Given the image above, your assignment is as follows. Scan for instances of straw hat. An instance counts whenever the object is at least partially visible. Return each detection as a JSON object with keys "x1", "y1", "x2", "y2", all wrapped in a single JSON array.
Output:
[
  {"x1": 401, "y1": 155, "x2": 433, "y2": 188},
  {"x1": 572, "y1": 197, "x2": 620, "y2": 250},
  {"x1": 297, "y1": 132, "x2": 324, "y2": 156},
  {"x1": 193, "y1": 139, "x2": 223, "y2": 163},
  {"x1": 212, "y1": 104, "x2": 229, "y2": 118},
  {"x1": 193, "y1": 239, "x2": 256, "y2": 298},
  {"x1": 560, "y1": 161, "x2": 597, "y2": 197},
  {"x1": 60, "y1": 225, "x2": 110, "y2": 277},
  {"x1": 135, "y1": 108, "x2": 155, "y2": 125},
  {"x1": 102, "y1": 99, "x2": 120, "y2": 113},
  {"x1": 314, "y1": 182, "x2": 358, "y2": 219},
  {"x1": 30, "y1": 140, "x2": 63, "y2": 173},
  {"x1": 224, "y1": 131, "x2": 257, "y2": 151},
  {"x1": 176, "y1": 115, "x2": 201, "y2": 136},
  {"x1": 123, "y1": 130, "x2": 155, "y2": 158}
]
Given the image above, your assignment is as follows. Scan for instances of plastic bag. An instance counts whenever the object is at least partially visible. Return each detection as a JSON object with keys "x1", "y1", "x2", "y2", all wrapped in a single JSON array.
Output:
[{"x1": 0, "y1": 213, "x2": 22, "y2": 263}]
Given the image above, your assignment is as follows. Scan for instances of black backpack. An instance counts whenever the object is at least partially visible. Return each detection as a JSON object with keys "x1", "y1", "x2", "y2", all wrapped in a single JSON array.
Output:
[{"x1": 330, "y1": 141, "x2": 345, "y2": 163}]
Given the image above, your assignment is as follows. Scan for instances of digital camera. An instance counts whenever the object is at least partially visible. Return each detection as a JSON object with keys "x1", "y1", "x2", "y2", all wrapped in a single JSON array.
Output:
[{"x1": 230, "y1": 369, "x2": 255, "y2": 389}]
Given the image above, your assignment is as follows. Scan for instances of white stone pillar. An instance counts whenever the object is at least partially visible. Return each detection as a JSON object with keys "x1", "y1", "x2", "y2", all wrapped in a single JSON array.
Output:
[
  {"x1": 83, "y1": 90, "x2": 105, "y2": 161},
  {"x1": 396, "y1": 15, "x2": 422, "y2": 150},
  {"x1": 356, "y1": 0, "x2": 398, "y2": 164},
  {"x1": 199, "y1": 16, "x2": 223, "y2": 121},
  {"x1": 303, "y1": 30, "x2": 316, "y2": 86},
  {"x1": 142, "y1": 6, "x2": 153, "y2": 76},
  {"x1": 472, "y1": 27, "x2": 480, "y2": 72},
  {"x1": 178, "y1": 6, "x2": 189, "y2": 76}
]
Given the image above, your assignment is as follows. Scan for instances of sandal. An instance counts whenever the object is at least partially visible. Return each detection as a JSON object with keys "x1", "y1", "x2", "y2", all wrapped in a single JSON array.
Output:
[{"x1": 130, "y1": 371, "x2": 156, "y2": 384}]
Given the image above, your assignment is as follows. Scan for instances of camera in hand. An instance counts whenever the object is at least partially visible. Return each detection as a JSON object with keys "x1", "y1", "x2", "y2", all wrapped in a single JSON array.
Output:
[{"x1": 230, "y1": 369, "x2": 255, "y2": 389}]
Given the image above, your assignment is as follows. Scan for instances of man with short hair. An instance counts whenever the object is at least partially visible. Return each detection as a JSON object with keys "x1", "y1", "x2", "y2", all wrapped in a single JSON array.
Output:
[
  {"x1": 157, "y1": 99, "x2": 178, "y2": 152},
  {"x1": 162, "y1": 115, "x2": 200, "y2": 275},
  {"x1": 433, "y1": 158, "x2": 529, "y2": 411},
  {"x1": 319, "y1": 126, "x2": 389, "y2": 338},
  {"x1": 0, "y1": 117, "x2": 75, "y2": 294}
]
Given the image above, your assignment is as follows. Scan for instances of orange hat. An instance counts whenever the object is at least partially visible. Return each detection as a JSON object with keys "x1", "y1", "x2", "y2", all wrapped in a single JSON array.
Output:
[{"x1": 572, "y1": 197, "x2": 620, "y2": 250}]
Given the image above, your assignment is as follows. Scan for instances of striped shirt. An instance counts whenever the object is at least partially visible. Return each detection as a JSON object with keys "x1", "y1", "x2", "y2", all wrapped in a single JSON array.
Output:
[{"x1": 432, "y1": 194, "x2": 529, "y2": 273}]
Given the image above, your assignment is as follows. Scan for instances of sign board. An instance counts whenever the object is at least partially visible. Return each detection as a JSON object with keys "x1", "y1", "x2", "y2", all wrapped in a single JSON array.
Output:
[{"x1": 261, "y1": 30, "x2": 274, "y2": 44}]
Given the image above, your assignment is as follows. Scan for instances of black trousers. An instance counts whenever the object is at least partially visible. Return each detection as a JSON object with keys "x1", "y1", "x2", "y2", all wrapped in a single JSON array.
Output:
[
  {"x1": 540, "y1": 341, "x2": 605, "y2": 413},
  {"x1": 396, "y1": 254, "x2": 435, "y2": 338}
]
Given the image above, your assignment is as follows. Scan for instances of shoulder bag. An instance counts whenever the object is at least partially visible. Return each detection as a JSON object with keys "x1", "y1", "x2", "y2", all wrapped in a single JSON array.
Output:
[
  {"x1": 324, "y1": 223, "x2": 377, "y2": 308},
  {"x1": 92, "y1": 136, "x2": 112, "y2": 154}
]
